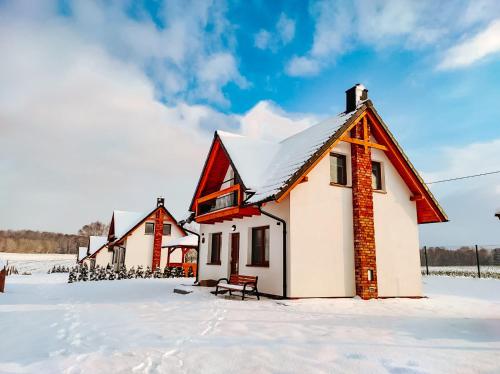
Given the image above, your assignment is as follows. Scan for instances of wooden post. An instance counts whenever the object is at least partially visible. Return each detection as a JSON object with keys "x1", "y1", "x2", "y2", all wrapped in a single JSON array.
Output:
[
  {"x1": 475, "y1": 244, "x2": 481, "y2": 278},
  {"x1": 0, "y1": 267, "x2": 6, "y2": 293},
  {"x1": 424, "y1": 246, "x2": 429, "y2": 275}
]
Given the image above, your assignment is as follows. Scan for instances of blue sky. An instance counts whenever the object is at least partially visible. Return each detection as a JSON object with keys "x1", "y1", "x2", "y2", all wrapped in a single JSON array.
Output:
[{"x1": 0, "y1": 0, "x2": 499, "y2": 245}]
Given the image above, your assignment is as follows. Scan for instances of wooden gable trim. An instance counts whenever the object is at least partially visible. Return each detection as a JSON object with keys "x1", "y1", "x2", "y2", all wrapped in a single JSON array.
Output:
[
  {"x1": 273, "y1": 101, "x2": 447, "y2": 224},
  {"x1": 189, "y1": 132, "x2": 247, "y2": 212},
  {"x1": 189, "y1": 133, "x2": 220, "y2": 212},
  {"x1": 113, "y1": 205, "x2": 188, "y2": 246},
  {"x1": 365, "y1": 108, "x2": 447, "y2": 223},
  {"x1": 275, "y1": 107, "x2": 368, "y2": 203}
]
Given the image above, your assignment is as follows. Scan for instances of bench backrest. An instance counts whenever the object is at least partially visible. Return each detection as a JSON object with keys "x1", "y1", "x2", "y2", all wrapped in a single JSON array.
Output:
[{"x1": 229, "y1": 274, "x2": 257, "y2": 285}]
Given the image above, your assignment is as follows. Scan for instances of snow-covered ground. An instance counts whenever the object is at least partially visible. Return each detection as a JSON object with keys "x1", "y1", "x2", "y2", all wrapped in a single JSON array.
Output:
[
  {"x1": 422, "y1": 265, "x2": 500, "y2": 273},
  {"x1": 0, "y1": 274, "x2": 498, "y2": 373},
  {"x1": 0, "y1": 252, "x2": 76, "y2": 274}
]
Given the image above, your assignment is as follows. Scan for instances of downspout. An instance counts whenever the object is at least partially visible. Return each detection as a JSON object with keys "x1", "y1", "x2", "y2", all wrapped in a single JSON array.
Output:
[{"x1": 258, "y1": 204, "x2": 287, "y2": 299}]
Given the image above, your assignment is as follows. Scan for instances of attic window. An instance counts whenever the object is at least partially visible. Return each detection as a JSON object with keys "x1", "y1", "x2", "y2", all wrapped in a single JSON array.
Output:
[
  {"x1": 145, "y1": 222, "x2": 154, "y2": 235},
  {"x1": 330, "y1": 153, "x2": 347, "y2": 185},
  {"x1": 372, "y1": 161, "x2": 383, "y2": 190},
  {"x1": 163, "y1": 223, "x2": 172, "y2": 236}
]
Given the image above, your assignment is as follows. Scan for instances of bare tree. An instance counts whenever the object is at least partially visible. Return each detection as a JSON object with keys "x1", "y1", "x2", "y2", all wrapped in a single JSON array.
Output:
[{"x1": 77, "y1": 221, "x2": 109, "y2": 237}]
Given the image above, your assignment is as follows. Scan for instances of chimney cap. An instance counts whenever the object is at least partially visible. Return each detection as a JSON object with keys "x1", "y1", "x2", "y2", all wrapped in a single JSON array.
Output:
[
  {"x1": 345, "y1": 83, "x2": 368, "y2": 112},
  {"x1": 345, "y1": 83, "x2": 367, "y2": 93},
  {"x1": 157, "y1": 197, "x2": 165, "y2": 207}
]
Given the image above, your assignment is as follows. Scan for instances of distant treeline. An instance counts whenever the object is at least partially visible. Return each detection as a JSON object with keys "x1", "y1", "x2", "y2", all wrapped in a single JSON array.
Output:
[
  {"x1": 420, "y1": 246, "x2": 500, "y2": 266},
  {"x1": 0, "y1": 230, "x2": 84, "y2": 254},
  {"x1": 0, "y1": 221, "x2": 108, "y2": 254}
]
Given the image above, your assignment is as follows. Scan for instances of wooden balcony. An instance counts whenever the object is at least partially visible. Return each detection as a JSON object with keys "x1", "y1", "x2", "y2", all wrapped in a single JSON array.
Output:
[{"x1": 194, "y1": 184, "x2": 259, "y2": 224}]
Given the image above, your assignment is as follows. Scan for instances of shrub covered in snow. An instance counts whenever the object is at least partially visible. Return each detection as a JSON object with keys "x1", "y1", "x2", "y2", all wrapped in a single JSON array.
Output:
[{"x1": 67, "y1": 263, "x2": 193, "y2": 283}]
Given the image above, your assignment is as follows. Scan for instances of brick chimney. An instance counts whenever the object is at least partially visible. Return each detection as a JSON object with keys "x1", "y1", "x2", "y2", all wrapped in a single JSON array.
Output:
[
  {"x1": 152, "y1": 197, "x2": 165, "y2": 269},
  {"x1": 348, "y1": 85, "x2": 378, "y2": 300},
  {"x1": 346, "y1": 84, "x2": 368, "y2": 113}
]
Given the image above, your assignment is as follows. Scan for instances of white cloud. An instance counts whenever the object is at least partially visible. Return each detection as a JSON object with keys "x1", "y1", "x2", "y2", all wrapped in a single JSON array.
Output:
[
  {"x1": 239, "y1": 101, "x2": 318, "y2": 142},
  {"x1": 286, "y1": 0, "x2": 500, "y2": 77},
  {"x1": 254, "y1": 12, "x2": 296, "y2": 52},
  {"x1": 438, "y1": 19, "x2": 500, "y2": 70},
  {"x1": 9, "y1": 0, "x2": 247, "y2": 105},
  {"x1": 254, "y1": 30, "x2": 272, "y2": 50},
  {"x1": 276, "y1": 13, "x2": 296, "y2": 44},
  {"x1": 0, "y1": 16, "x2": 216, "y2": 232},
  {"x1": 0, "y1": 3, "x2": 315, "y2": 233},
  {"x1": 286, "y1": 56, "x2": 321, "y2": 77},
  {"x1": 195, "y1": 53, "x2": 249, "y2": 106}
]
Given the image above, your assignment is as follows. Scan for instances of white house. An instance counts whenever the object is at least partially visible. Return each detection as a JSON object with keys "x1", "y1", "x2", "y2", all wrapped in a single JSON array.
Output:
[
  {"x1": 77, "y1": 246, "x2": 88, "y2": 264},
  {"x1": 104, "y1": 198, "x2": 192, "y2": 270},
  {"x1": 78, "y1": 236, "x2": 108, "y2": 267},
  {"x1": 189, "y1": 84, "x2": 447, "y2": 299}
]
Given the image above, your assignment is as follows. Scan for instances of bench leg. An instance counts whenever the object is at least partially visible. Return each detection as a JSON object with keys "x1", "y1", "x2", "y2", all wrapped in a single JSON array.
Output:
[
  {"x1": 215, "y1": 285, "x2": 218, "y2": 296},
  {"x1": 229, "y1": 289, "x2": 232, "y2": 297},
  {"x1": 254, "y1": 286, "x2": 260, "y2": 300}
]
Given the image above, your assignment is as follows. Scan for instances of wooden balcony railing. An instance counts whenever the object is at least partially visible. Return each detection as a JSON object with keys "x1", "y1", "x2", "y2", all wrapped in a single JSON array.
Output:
[{"x1": 195, "y1": 184, "x2": 242, "y2": 218}]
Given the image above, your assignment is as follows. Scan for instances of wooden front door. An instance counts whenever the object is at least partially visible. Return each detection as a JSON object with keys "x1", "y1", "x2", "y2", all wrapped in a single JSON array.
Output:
[{"x1": 230, "y1": 233, "x2": 240, "y2": 275}]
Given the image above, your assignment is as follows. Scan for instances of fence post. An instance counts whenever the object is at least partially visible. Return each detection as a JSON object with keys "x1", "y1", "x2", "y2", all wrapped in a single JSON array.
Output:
[
  {"x1": 424, "y1": 246, "x2": 429, "y2": 275},
  {"x1": 475, "y1": 244, "x2": 481, "y2": 278}
]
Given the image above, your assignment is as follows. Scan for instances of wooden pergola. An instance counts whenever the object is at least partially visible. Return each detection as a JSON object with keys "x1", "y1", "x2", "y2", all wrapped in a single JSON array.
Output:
[{"x1": 162, "y1": 235, "x2": 199, "y2": 276}]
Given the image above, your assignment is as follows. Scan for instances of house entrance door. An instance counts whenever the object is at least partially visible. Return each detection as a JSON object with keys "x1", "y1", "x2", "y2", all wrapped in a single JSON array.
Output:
[{"x1": 230, "y1": 233, "x2": 240, "y2": 275}]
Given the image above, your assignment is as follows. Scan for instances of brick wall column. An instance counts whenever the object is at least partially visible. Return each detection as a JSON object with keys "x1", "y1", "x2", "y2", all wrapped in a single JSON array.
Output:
[
  {"x1": 351, "y1": 121, "x2": 378, "y2": 299},
  {"x1": 152, "y1": 209, "x2": 165, "y2": 269}
]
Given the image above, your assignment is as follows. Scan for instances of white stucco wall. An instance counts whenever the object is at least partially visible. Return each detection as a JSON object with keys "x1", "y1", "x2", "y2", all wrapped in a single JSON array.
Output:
[
  {"x1": 82, "y1": 258, "x2": 92, "y2": 268},
  {"x1": 289, "y1": 141, "x2": 356, "y2": 297},
  {"x1": 160, "y1": 247, "x2": 183, "y2": 268},
  {"x1": 371, "y1": 147, "x2": 423, "y2": 297},
  {"x1": 95, "y1": 247, "x2": 113, "y2": 267},
  {"x1": 198, "y1": 198, "x2": 289, "y2": 297},
  {"x1": 123, "y1": 215, "x2": 186, "y2": 269}
]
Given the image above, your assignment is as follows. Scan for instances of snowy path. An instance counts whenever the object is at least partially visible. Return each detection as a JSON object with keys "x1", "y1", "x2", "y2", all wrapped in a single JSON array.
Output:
[{"x1": 0, "y1": 275, "x2": 499, "y2": 373}]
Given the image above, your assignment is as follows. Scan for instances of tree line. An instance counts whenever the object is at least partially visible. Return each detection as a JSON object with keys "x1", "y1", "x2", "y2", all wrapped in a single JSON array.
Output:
[
  {"x1": 0, "y1": 221, "x2": 109, "y2": 254},
  {"x1": 420, "y1": 246, "x2": 499, "y2": 266}
]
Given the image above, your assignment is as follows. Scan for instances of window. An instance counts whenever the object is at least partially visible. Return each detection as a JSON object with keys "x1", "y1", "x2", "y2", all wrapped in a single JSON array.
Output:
[
  {"x1": 251, "y1": 226, "x2": 269, "y2": 266},
  {"x1": 145, "y1": 222, "x2": 154, "y2": 235},
  {"x1": 372, "y1": 161, "x2": 383, "y2": 190},
  {"x1": 209, "y1": 233, "x2": 222, "y2": 264},
  {"x1": 330, "y1": 153, "x2": 347, "y2": 185},
  {"x1": 112, "y1": 247, "x2": 126, "y2": 266},
  {"x1": 163, "y1": 223, "x2": 172, "y2": 236}
]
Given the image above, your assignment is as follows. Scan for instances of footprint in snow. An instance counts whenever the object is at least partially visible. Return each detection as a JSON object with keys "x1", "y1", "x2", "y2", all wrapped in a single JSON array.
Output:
[
  {"x1": 56, "y1": 329, "x2": 67, "y2": 340},
  {"x1": 345, "y1": 353, "x2": 366, "y2": 360}
]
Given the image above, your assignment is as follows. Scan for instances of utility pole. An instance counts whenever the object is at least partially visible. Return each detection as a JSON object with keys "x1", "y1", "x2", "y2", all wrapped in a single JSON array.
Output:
[
  {"x1": 475, "y1": 244, "x2": 481, "y2": 278},
  {"x1": 424, "y1": 246, "x2": 429, "y2": 275}
]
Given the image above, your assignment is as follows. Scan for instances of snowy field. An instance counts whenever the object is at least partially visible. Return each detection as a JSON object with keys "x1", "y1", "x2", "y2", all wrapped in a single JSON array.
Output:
[
  {"x1": 421, "y1": 266, "x2": 500, "y2": 279},
  {"x1": 0, "y1": 274, "x2": 499, "y2": 374},
  {"x1": 0, "y1": 252, "x2": 76, "y2": 274}
]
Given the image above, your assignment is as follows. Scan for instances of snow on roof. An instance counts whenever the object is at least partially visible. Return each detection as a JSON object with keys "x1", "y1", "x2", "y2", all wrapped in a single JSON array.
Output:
[
  {"x1": 163, "y1": 235, "x2": 198, "y2": 248},
  {"x1": 113, "y1": 210, "x2": 146, "y2": 240},
  {"x1": 0, "y1": 257, "x2": 6, "y2": 269},
  {"x1": 217, "y1": 107, "x2": 359, "y2": 203},
  {"x1": 89, "y1": 236, "x2": 108, "y2": 255},
  {"x1": 78, "y1": 247, "x2": 88, "y2": 262}
]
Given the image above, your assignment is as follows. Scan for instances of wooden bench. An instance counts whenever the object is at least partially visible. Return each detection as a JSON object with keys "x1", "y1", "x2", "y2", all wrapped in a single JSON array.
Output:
[{"x1": 215, "y1": 274, "x2": 260, "y2": 300}]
